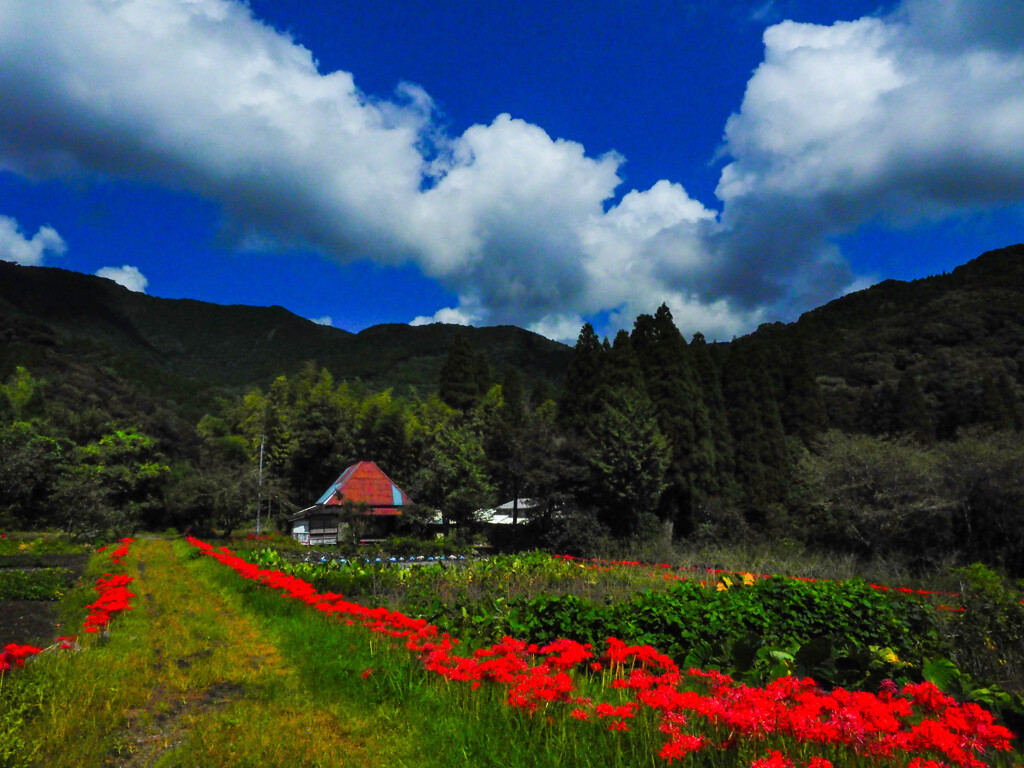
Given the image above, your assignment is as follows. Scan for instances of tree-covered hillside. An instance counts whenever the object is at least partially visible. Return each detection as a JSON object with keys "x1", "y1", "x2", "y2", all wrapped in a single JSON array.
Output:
[{"x1": 0, "y1": 260, "x2": 571, "y2": 410}]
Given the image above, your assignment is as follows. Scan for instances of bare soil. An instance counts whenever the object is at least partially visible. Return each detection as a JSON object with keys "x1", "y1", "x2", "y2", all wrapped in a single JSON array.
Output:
[{"x1": 0, "y1": 552, "x2": 90, "y2": 646}]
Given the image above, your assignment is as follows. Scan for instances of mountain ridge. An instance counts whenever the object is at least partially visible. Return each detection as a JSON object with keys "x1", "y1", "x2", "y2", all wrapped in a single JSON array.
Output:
[{"x1": 1, "y1": 244, "x2": 1022, "y2": 437}]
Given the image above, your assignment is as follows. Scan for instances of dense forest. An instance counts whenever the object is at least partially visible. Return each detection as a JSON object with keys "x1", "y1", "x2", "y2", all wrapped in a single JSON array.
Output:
[{"x1": 1, "y1": 246, "x2": 1022, "y2": 574}]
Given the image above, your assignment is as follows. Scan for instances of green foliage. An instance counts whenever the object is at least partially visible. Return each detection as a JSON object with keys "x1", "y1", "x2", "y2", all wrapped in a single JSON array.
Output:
[
  {"x1": 411, "y1": 422, "x2": 493, "y2": 533},
  {"x1": 0, "y1": 366, "x2": 44, "y2": 421},
  {"x1": 3, "y1": 245, "x2": 1022, "y2": 576},
  {"x1": 0, "y1": 669, "x2": 50, "y2": 768},
  {"x1": 801, "y1": 430, "x2": 1024, "y2": 573},
  {"x1": 942, "y1": 564, "x2": 1024, "y2": 696},
  {"x1": 259, "y1": 548, "x2": 953, "y2": 694},
  {"x1": 583, "y1": 394, "x2": 669, "y2": 538},
  {"x1": 0, "y1": 567, "x2": 75, "y2": 600},
  {"x1": 490, "y1": 576, "x2": 940, "y2": 690}
]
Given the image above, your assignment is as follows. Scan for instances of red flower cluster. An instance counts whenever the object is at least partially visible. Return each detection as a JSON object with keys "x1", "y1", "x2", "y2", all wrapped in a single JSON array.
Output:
[
  {"x1": 641, "y1": 669, "x2": 1016, "y2": 767},
  {"x1": 107, "y1": 537, "x2": 133, "y2": 567},
  {"x1": 0, "y1": 643, "x2": 42, "y2": 672},
  {"x1": 83, "y1": 538, "x2": 136, "y2": 633},
  {"x1": 189, "y1": 538, "x2": 1017, "y2": 767},
  {"x1": 83, "y1": 574, "x2": 136, "y2": 633}
]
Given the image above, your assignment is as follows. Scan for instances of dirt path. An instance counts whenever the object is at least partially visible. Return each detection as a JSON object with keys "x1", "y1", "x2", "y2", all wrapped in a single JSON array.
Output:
[{"x1": 23, "y1": 538, "x2": 407, "y2": 768}]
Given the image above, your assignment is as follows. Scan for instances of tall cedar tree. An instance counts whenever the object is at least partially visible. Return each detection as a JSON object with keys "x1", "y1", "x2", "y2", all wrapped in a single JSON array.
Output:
[
  {"x1": 893, "y1": 371, "x2": 935, "y2": 442},
  {"x1": 579, "y1": 331, "x2": 669, "y2": 537},
  {"x1": 778, "y1": 342, "x2": 829, "y2": 444},
  {"x1": 630, "y1": 305, "x2": 715, "y2": 536},
  {"x1": 690, "y1": 332, "x2": 735, "y2": 495},
  {"x1": 558, "y1": 323, "x2": 605, "y2": 429},
  {"x1": 721, "y1": 344, "x2": 791, "y2": 523}
]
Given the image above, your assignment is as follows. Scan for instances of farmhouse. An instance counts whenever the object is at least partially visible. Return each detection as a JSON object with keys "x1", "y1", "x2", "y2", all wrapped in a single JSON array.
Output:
[{"x1": 287, "y1": 460, "x2": 411, "y2": 545}]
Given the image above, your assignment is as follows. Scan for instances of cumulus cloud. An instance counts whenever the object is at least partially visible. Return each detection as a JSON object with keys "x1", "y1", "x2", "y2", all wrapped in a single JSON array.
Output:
[
  {"x1": 713, "y1": 3, "x2": 1024, "y2": 315},
  {"x1": 310, "y1": 316, "x2": 333, "y2": 326},
  {"x1": 0, "y1": 216, "x2": 66, "y2": 266},
  {"x1": 0, "y1": 0, "x2": 1022, "y2": 341},
  {"x1": 410, "y1": 306, "x2": 478, "y2": 327},
  {"x1": 96, "y1": 264, "x2": 149, "y2": 292}
]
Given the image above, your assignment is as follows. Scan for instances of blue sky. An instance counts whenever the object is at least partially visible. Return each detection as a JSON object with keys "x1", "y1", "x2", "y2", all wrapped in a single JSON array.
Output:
[{"x1": 1, "y1": 0, "x2": 1022, "y2": 341}]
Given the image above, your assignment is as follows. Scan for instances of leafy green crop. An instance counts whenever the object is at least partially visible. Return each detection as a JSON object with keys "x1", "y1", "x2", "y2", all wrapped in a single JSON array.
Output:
[{"x1": 0, "y1": 567, "x2": 76, "y2": 600}]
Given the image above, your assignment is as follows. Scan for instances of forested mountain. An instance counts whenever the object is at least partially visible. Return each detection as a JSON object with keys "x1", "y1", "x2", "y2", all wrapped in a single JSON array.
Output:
[
  {"x1": 1, "y1": 245, "x2": 1022, "y2": 572},
  {"x1": 2, "y1": 245, "x2": 1021, "y2": 428},
  {"x1": 0, "y1": 260, "x2": 570, "y2": 413},
  {"x1": 738, "y1": 244, "x2": 1024, "y2": 438}
]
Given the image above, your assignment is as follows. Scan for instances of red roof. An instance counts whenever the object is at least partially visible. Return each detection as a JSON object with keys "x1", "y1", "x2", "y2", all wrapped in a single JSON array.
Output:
[{"x1": 315, "y1": 461, "x2": 410, "y2": 516}]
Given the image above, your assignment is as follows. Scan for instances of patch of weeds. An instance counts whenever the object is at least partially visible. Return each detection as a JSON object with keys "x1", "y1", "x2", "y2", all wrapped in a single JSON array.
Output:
[{"x1": 0, "y1": 568, "x2": 76, "y2": 600}]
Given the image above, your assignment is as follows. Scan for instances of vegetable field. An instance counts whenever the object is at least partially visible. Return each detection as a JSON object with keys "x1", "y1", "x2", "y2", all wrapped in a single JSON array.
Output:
[{"x1": 1, "y1": 537, "x2": 1021, "y2": 767}]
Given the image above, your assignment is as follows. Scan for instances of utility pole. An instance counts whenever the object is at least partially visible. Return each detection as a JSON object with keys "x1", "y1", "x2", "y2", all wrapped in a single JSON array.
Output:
[{"x1": 256, "y1": 433, "x2": 265, "y2": 535}]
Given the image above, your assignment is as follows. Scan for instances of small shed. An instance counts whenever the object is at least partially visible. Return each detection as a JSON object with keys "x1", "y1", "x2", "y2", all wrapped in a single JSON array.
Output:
[
  {"x1": 288, "y1": 461, "x2": 411, "y2": 545},
  {"x1": 478, "y1": 498, "x2": 541, "y2": 526}
]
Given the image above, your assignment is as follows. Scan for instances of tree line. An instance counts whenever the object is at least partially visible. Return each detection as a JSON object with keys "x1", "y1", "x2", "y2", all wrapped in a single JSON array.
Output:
[{"x1": 1, "y1": 303, "x2": 1022, "y2": 574}]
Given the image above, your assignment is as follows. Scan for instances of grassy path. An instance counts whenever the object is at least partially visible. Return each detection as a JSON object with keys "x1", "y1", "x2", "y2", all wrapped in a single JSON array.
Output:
[{"x1": 14, "y1": 538, "x2": 422, "y2": 767}]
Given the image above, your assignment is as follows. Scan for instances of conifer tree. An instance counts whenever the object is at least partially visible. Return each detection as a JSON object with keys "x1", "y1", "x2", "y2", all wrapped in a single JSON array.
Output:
[
  {"x1": 978, "y1": 370, "x2": 1022, "y2": 432},
  {"x1": 779, "y1": 344, "x2": 828, "y2": 443},
  {"x1": 630, "y1": 305, "x2": 714, "y2": 536},
  {"x1": 721, "y1": 345, "x2": 791, "y2": 523},
  {"x1": 690, "y1": 332, "x2": 734, "y2": 493},
  {"x1": 558, "y1": 323, "x2": 606, "y2": 430}
]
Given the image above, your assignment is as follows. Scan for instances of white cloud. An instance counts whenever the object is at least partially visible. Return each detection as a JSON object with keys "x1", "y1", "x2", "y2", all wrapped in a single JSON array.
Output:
[
  {"x1": 95, "y1": 264, "x2": 149, "y2": 292},
  {"x1": 527, "y1": 313, "x2": 587, "y2": 344},
  {"x1": 711, "y1": 2, "x2": 1024, "y2": 313},
  {"x1": 0, "y1": 216, "x2": 66, "y2": 266},
  {"x1": 0, "y1": 0, "x2": 733, "y2": 338},
  {"x1": 310, "y1": 316, "x2": 333, "y2": 326},
  {"x1": 0, "y1": 0, "x2": 1022, "y2": 342},
  {"x1": 410, "y1": 306, "x2": 478, "y2": 327}
]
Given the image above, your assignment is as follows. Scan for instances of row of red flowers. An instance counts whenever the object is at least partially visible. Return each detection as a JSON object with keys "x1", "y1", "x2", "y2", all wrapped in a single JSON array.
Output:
[
  {"x1": 84, "y1": 538, "x2": 137, "y2": 633},
  {"x1": 188, "y1": 537, "x2": 1017, "y2": 767},
  {"x1": 0, "y1": 538, "x2": 136, "y2": 673}
]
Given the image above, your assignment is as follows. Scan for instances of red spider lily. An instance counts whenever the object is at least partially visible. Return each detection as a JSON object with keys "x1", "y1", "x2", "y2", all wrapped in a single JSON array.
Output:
[
  {"x1": 751, "y1": 750, "x2": 794, "y2": 768},
  {"x1": 659, "y1": 732, "x2": 705, "y2": 762},
  {"x1": 108, "y1": 538, "x2": 134, "y2": 566},
  {"x1": 0, "y1": 643, "x2": 42, "y2": 671},
  {"x1": 82, "y1": 547, "x2": 136, "y2": 633}
]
